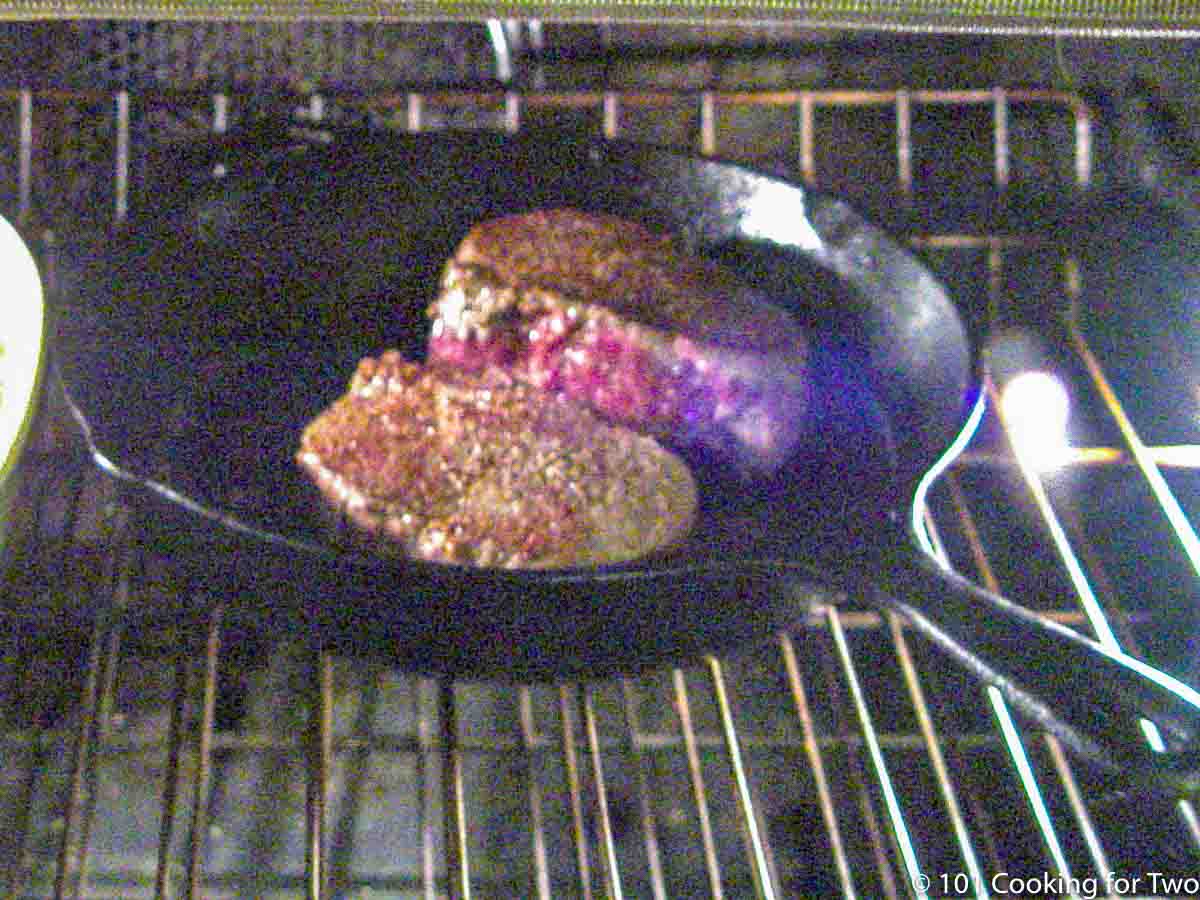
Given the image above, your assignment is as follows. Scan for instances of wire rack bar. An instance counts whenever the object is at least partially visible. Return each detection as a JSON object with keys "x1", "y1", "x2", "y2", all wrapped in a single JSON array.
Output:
[
  {"x1": 0, "y1": 85, "x2": 1100, "y2": 109},
  {"x1": 212, "y1": 92, "x2": 228, "y2": 134},
  {"x1": 778, "y1": 632, "x2": 857, "y2": 899},
  {"x1": 992, "y1": 86, "x2": 1009, "y2": 188},
  {"x1": 440, "y1": 680, "x2": 471, "y2": 900},
  {"x1": 827, "y1": 607, "x2": 927, "y2": 900},
  {"x1": 17, "y1": 89, "x2": 32, "y2": 225},
  {"x1": 0, "y1": 459, "x2": 76, "y2": 897},
  {"x1": 304, "y1": 650, "x2": 334, "y2": 900},
  {"x1": 618, "y1": 678, "x2": 669, "y2": 900},
  {"x1": 1179, "y1": 800, "x2": 1200, "y2": 846},
  {"x1": 184, "y1": 603, "x2": 222, "y2": 900},
  {"x1": 672, "y1": 668, "x2": 725, "y2": 899},
  {"x1": 993, "y1": 379, "x2": 1124, "y2": 651},
  {"x1": 153, "y1": 641, "x2": 191, "y2": 898},
  {"x1": 700, "y1": 90, "x2": 717, "y2": 156},
  {"x1": 1042, "y1": 734, "x2": 1113, "y2": 882},
  {"x1": 974, "y1": 217, "x2": 1096, "y2": 880},
  {"x1": 1074, "y1": 102, "x2": 1093, "y2": 186},
  {"x1": 810, "y1": 621, "x2": 898, "y2": 899},
  {"x1": 407, "y1": 91, "x2": 423, "y2": 132},
  {"x1": 960, "y1": 445, "x2": 1200, "y2": 468},
  {"x1": 114, "y1": 91, "x2": 130, "y2": 224},
  {"x1": 601, "y1": 91, "x2": 618, "y2": 140},
  {"x1": 986, "y1": 686, "x2": 1078, "y2": 887},
  {"x1": 73, "y1": 560, "x2": 130, "y2": 897},
  {"x1": 51, "y1": 610, "x2": 108, "y2": 900},
  {"x1": 707, "y1": 655, "x2": 779, "y2": 900},
  {"x1": 559, "y1": 683, "x2": 594, "y2": 900},
  {"x1": 918, "y1": 505, "x2": 1008, "y2": 880},
  {"x1": 940, "y1": 471, "x2": 1095, "y2": 883},
  {"x1": 1067, "y1": 309, "x2": 1200, "y2": 588},
  {"x1": 798, "y1": 90, "x2": 815, "y2": 185},
  {"x1": 416, "y1": 677, "x2": 438, "y2": 900},
  {"x1": 0, "y1": 85, "x2": 1097, "y2": 112},
  {"x1": 1, "y1": 721, "x2": 1023, "y2": 757},
  {"x1": 583, "y1": 686, "x2": 625, "y2": 900},
  {"x1": 1058, "y1": 269, "x2": 1200, "y2": 849},
  {"x1": 896, "y1": 89, "x2": 912, "y2": 195},
  {"x1": 517, "y1": 687, "x2": 553, "y2": 900},
  {"x1": 887, "y1": 613, "x2": 990, "y2": 899},
  {"x1": 504, "y1": 90, "x2": 520, "y2": 132},
  {"x1": 1, "y1": 666, "x2": 44, "y2": 898}
]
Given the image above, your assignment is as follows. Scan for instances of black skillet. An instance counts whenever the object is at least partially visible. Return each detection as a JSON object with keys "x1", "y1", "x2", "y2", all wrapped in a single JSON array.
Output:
[{"x1": 50, "y1": 128, "x2": 1200, "y2": 779}]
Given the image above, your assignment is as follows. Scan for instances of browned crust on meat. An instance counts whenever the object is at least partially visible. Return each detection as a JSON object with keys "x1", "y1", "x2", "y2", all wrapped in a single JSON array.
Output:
[
  {"x1": 297, "y1": 351, "x2": 698, "y2": 569},
  {"x1": 446, "y1": 208, "x2": 804, "y2": 355}
]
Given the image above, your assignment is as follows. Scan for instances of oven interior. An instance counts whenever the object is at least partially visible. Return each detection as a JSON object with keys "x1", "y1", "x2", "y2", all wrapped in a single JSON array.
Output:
[{"x1": 1, "y1": 20, "x2": 1200, "y2": 898}]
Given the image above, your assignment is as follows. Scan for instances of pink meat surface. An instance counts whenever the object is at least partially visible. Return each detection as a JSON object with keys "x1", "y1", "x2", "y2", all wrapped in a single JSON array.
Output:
[{"x1": 426, "y1": 209, "x2": 809, "y2": 473}]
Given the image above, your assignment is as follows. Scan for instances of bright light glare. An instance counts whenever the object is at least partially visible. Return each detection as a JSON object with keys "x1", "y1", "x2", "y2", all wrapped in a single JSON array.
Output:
[
  {"x1": 740, "y1": 179, "x2": 822, "y2": 251},
  {"x1": 1000, "y1": 371, "x2": 1070, "y2": 472},
  {"x1": 0, "y1": 214, "x2": 44, "y2": 481}
]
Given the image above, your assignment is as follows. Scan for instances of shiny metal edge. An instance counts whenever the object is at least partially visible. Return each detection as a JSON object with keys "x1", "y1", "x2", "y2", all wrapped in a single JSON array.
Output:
[{"x1": 0, "y1": 1, "x2": 1196, "y2": 37}]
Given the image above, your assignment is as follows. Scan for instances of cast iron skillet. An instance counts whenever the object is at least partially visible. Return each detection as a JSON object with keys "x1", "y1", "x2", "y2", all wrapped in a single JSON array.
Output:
[{"x1": 51, "y1": 128, "x2": 1200, "y2": 780}]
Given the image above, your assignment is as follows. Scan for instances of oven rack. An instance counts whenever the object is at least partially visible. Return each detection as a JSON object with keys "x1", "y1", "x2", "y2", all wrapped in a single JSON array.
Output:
[{"x1": 1, "y1": 84, "x2": 1199, "y2": 898}]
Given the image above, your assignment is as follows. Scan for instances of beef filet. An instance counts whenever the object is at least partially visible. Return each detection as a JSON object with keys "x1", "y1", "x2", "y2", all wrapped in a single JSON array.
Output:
[
  {"x1": 426, "y1": 209, "x2": 809, "y2": 473},
  {"x1": 296, "y1": 351, "x2": 698, "y2": 569}
]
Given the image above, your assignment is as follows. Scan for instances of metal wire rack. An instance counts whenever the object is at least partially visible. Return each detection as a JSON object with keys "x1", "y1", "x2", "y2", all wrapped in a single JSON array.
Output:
[{"x1": 2, "y1": 81, "x2": 1200, "y2": 899}]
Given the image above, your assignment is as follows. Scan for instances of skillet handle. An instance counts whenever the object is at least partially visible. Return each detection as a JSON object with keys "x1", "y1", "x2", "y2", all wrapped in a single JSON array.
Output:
[{"x1": 853, "y1": 536, "x2": 1200, "y2": 777}]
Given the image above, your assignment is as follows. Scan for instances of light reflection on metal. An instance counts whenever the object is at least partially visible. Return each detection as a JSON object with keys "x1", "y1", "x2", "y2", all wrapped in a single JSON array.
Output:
[
  {"x1": 778, "y1": 633, "x2": 858, "y2": 899},
  {"x1": 1042, "y1": 733, "x2": 1113, "y2": 883},
  {"x1": 938, "y1": 476, "x2": 1086, "y2": 882},
  {"x1": 738, "y1": 180, "x2": 821, "y2": 251},
  {"x1": 826, "y1": 608, "x2": 929, "y2": 900},
  {"x1": 986, "y1": 686, "x2": 1078, "y2": 889},
  {"x1": 994, "y1": 375, "x2": 1122, "y2": 651},
  {"x1": 517, "y1": 687, "x2": 553, "y2": 900},
  {"x1": 583, "y1": 688, "x2": 625, "y2": 900},
  {"x1": 1066, "y1": 281, "x2": 1200, "y2": 590},
  {"x1": 407, "y1": 92, "x2": 424, "y2": 133},
  {"x1": 912, "y1": 387, "x2": 986, "y2": 560},
  {"x1": 17, "y1": 90, "x2": 31, "y2": 224},
  {"x1": 707, "y1": 656, "x2": 779, "y2": 900},
  {"x1": 672, "y1": 668, "x2": 725, "y2": 899},
  {"x1": 961, "y1": 444, "x2": 1200, "y2": 469},
  {"x1": 995, "y1": 369, "x2": 1200, "y2": 848},
  {"x1": 602, "y1": 92, "x2": 618, "y2": 139},
  {"x1": 1000, "y1": 371, "x2": 1071, "y2": 472},
  {"x1": 212, "y1": 93, "x2": 228, "y2": 134},
  {"x1": 1140, "y1": 717, "x2": 1168, "y2": 753},
  {"x1": 992, "y1": 87, "x2": 1009, "y2": 188},
  {"x1": 114, "y1": 91, "x2": 130, "y2": 223},
  {"x1": 504, "y1": 91, "x2": 520, "y2": 133},
  {"x1": 888, "y1": 610, "x2": 991, "y2": 900},
  {"x1": 1179, "y1": 800, "x2": 1200, "y2": 846},
  {"x1": 996, "y1": 381, "x2": 1200, "y2": 715},
  {"x1": 896, "y1": 89, "x2": 912, "y2": 195},
  {"x1": 559, "y1": 685, "x2": 594, "y2": 900},
  {"x1": 486, "y1": 20, "x2": 513, "y2": 84}
]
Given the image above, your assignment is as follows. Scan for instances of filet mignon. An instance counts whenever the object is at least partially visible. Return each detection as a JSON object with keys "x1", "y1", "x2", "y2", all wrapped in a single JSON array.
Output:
[
  {"x1": 426, "y1": 208, "x2": 809, "y2": 474},
  {"x1": 297, "y1": 351, "x2": 698, "y2": 569}
]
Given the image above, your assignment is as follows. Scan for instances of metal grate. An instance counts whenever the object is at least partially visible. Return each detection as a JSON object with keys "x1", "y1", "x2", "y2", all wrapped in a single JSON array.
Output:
[{"x1": 3, "y1": 82, "x2": 1200, "y2": 899}]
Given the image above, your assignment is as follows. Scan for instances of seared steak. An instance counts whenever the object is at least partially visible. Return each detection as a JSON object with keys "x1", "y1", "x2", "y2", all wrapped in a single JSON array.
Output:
[
  {"x1": 427, "y1": 209, "x2": 808, "y2": 473},
  {"x1": 297, "y1": 351, "x2": 698, "y2": 569}
]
